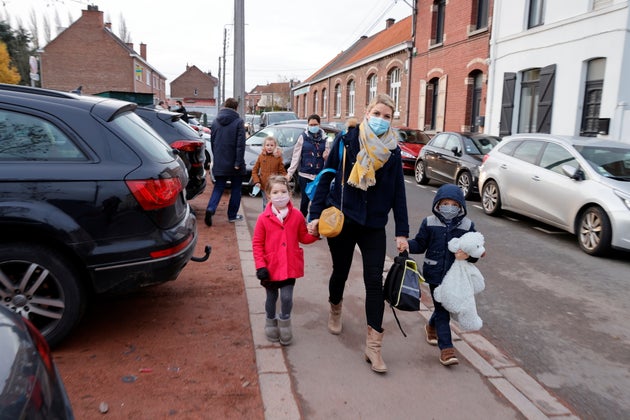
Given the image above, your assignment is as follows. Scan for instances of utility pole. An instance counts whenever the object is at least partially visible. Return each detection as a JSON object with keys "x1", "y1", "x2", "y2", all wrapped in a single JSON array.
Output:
[
  {"x1": 218, "y1": 56, "x2": 222, "y2": 106},
  {"x1": 222, "y1": 26, "x2": 227, "y2": 106},
  {"x1": 233, "y1": 0, "x2": 245, "y2": 118}
]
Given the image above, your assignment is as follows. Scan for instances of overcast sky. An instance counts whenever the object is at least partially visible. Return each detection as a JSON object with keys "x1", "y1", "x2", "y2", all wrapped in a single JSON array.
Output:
[{"x1": 2, "y1": 0, "x2": 413, "y2": 96}]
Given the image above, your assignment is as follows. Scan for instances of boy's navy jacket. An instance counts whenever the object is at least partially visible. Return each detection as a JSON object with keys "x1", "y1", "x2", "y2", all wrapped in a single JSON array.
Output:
[
  {"x1": 408, "y1": 184, "x2": 476, "y2": 285},
  {"x1": 308, "y1": 123, "x2": 409, "y2": 238}
]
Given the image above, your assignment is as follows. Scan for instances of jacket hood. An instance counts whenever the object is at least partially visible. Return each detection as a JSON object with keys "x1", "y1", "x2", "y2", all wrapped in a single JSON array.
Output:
[
  {"x1": 432, "y1": 184, "x2": 467, "y2": 219},
  {"x1": 215, "y1": 107, "x2": 240, "y2": 126}
]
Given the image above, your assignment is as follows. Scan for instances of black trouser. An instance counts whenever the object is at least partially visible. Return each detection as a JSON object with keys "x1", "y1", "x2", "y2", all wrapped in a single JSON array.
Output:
[
  {"x1": 326, "y1": 219, "x2": 386, "y2": 332},
  {"x1": 298, "y1": 175, "x2": 311, "y2": 218}
]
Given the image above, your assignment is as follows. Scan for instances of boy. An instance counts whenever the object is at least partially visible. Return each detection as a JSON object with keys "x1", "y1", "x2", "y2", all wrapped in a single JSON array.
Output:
[{"x1": 407, "y1": 184, "x2": 479, "y2": 366}]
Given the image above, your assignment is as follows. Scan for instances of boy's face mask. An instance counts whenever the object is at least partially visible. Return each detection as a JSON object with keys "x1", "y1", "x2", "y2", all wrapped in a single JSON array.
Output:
[{"x1": 438, "y1": 204, "x2": 460, "y2": 220}]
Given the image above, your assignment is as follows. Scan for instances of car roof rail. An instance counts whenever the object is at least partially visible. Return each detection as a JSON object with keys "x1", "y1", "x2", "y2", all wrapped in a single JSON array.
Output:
[{"x1": 0, "y1": 83, "x2": 77, "y2": 99}]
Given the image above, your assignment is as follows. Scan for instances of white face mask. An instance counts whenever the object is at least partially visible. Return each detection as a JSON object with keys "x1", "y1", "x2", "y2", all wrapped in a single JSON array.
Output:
[{"x1": 271, "y1": 195, "x2": 290, "y2": 208}]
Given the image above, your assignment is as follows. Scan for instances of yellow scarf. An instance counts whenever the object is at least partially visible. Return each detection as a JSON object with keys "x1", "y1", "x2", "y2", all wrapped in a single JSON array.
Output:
[{"x1": 347, "y1": 119, "x2": 398, "y2": 190}]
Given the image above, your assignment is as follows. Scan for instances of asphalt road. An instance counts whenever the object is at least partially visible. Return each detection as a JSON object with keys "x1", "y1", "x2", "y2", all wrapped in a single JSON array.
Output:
[{"x1": 386, "y1": 175, "x2": 630, "y2": 420}]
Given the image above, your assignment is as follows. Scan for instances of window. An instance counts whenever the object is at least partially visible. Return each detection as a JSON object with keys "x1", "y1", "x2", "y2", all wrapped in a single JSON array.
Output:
[
  {"x1": 469, "y1": 71, "x2": 483, "y2": 131},
  {"x1": 517, "y1": 65, "x2": 555, "y2": 134},
  {"x1": 347, "y1": 80, "x2": 355, "y2": 117},
  {"x1": 581, "y1": 58, "x2": 605, "y2": 137},
  {"x1": 528, "y1": 0, "x2": 544, "y2": 28},
  {"x1": 135, "y1": 65, "x2": 142, "y2": 81},
  {"x1": 513, "y1": 140, "x2": 545, "y2": 165},
  {"x1": 474, "y1": 0, "x2": 489, "y2": 30},
  {"x1": 368, "y1": 74, "x2": 378, "y2": 103},
  {"x1": 389, "y1": 68, "x2": 401, "y2": 117},
  {"x1": 427, "y1": 78, "x2": 440, "y2": 130},
  {"x1": 519, "y1": 69, "x2": 540, "y2": 133},
  {"x1": 432, "y1": 0, "x2": 446, "y2": 45},
  {"x1": 539, "y1": 143, "x2": 578, "y2": 174},
  {"x1": 0, "y1": 110, "x2": 86, "y2": 161},
  {"x1": 322, "y1": 88, "x2": 328, "y2": 118},
  {"x1": 313, "y1": 91, "x2": 319, "y2": 115},
  {"x1": 146, "y1": 69, "x2": 151, "y2": 85},
  {"x1": 334, "y1": 84, "x2": 341, "y2": 117}
]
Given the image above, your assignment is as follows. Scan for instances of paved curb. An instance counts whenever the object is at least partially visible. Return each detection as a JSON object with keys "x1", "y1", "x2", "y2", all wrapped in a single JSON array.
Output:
[{"x1": 234, "y1": 212, "x2": 578, "y2": 420}]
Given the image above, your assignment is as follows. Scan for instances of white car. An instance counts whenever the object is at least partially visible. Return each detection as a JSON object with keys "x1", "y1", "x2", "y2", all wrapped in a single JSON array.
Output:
[{"x1": 478, "y1": 133, "x2": 630, "y2": 256}]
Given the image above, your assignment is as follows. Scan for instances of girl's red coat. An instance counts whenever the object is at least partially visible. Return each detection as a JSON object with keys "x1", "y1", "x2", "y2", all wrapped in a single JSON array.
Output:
[{"x1": 252, "y1": 201, "x2": 319, "y2": 281}]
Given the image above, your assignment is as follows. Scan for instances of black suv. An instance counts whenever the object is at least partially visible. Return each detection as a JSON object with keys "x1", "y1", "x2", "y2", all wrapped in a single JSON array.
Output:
[
  {"x1": 0, "y1": 84, "x2": 198, "y2": 347},
  {"x1": 135, "y1": 107, "x2": 207, "y2": 200}
]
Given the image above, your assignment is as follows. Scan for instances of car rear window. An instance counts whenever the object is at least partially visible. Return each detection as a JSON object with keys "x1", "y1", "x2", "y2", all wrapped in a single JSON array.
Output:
[{"x1": 109, "y1": 111, "x2": 175, "y2": 162}]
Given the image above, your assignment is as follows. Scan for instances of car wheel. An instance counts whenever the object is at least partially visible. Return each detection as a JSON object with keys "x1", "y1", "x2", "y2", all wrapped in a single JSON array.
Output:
[
  {"x1": 414, "y1": 160, "x2": 430, "y2": 185},
  {"x1": 0, "y1": 243, "x2": 86, "y2": 347},
  {"x1": 578, "y1": 206, "x2": 611, "y2": 256},
  {"x1": 456, "y1": 171, "x2": 473, "y2": 199},
  {"x1": 481, "y1": 180, "x2": 501, "y2": 215}
]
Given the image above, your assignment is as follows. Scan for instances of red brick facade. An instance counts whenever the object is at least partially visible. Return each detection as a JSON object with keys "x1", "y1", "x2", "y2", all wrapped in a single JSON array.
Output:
[
  {"x1": 170, "y1": 65, "x2": 218, "y2": 106},
  {"x1": 40, "y1": 6, "x2": 167, "y2": 102},
  {"x1": 294, "y1": 1, "x2": 493, "y2": 133}
]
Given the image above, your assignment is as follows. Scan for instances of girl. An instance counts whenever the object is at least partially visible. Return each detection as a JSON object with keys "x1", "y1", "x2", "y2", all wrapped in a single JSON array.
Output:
[
  {"x1": 252, "y1": 175, "x2": 319, "y2": 345},
  {"x1": 251, "y1": 136, "x2": 286, "y2": 209}
]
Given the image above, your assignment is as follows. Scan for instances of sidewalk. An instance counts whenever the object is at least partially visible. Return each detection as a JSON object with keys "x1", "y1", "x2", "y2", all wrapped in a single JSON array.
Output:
[{"x1": 236, "y1": 195, "x2": 578, "y2": 420}]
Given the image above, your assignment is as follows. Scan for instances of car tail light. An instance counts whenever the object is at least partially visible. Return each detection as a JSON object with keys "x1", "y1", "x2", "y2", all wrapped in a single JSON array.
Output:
[
  {"x1": 171, "y1": 139, "x2": 204, "y2": 152},
  {"x1": 482, "y1": 155, "x2": 490, "y2": 164},
  {"x1": 126, "y1": 178, "x2": 183, "y2": 210},
  {"x1": 23, "y1": 316, "x2": 54, "y2": 373},
  {"x1": 190, "y1": 125, "x2": 200, "y2": 132},
  {"x1": 150, "y1": 233, "x2": 194, "y2": 258}
]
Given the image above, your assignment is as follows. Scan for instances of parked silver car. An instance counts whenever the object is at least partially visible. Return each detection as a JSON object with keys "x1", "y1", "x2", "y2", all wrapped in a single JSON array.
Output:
[{"x1": 478, "y1": 133, "x2": 630, "y2": 256}]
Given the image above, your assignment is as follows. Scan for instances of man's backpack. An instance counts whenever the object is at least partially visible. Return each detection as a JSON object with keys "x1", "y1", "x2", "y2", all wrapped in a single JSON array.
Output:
[{"x1": 383, "y1": 251, "x2": 424, "y2": 336}]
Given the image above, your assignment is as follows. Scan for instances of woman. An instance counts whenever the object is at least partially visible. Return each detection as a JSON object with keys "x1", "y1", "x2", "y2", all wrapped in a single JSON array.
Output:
[{"x1": 307, "y1": 93, "x2": 409, "y2": 373}]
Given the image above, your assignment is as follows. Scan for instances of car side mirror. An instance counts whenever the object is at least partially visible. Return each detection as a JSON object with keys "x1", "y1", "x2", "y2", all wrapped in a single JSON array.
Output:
[
  {"x1": 562, "y1": 164, "x2": 584, "y2": 180},
  {"x1": 451, "y1": 146, "x2": 461, "y2": 156}
]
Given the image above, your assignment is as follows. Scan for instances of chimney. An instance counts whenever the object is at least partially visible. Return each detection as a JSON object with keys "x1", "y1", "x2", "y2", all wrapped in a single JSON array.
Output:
[
  {"x1": 87, "y1": 4, "x2": 99, "y2": 11},
  {"x1": 140, "y1": 43, "x2": 147, "y2": 60},
  {"x1": 386, "y1": 18, "x2": 395, "y2": 29},
  {"x1": 104, "y1": 22, "x2": 112, "y2": 30}
]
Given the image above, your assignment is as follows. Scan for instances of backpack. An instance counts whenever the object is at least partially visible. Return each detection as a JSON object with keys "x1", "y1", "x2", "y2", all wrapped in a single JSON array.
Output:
[{"x1": 383, "y1": 251, "x2": 424, "y2": 336}]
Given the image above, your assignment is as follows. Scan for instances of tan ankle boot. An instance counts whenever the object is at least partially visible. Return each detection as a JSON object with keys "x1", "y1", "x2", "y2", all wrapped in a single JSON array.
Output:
[
  {"x1": 364, "y1": 326, "x2": 387, "y2": 373},
  {"x1": 328, "y1": 301, "x2": 343, "y2": 335}
]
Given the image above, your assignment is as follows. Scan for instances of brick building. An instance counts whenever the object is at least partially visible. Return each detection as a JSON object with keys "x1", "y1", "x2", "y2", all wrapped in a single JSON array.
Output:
[
  {"x1": 39, "y1": 5, "x2": 167, "y2": 103},
  {"x1": 292, "y1": 17, "x2": 413, "y2": 126},
  {"x1": 410, "y1": 0, "x2": 493, "y2": 134},
  {"x1": 246, "y1": 82, "x2": 292, "y2": 114},
  {"x1": 170, "y1": 64, "x2": 218, "y2": 108}
]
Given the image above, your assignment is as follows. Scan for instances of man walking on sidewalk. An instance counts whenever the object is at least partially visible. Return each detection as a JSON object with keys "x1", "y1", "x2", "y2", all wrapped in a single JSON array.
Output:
[{"x1": 205, "y1": 98, "x2": 246, "y2": 226}]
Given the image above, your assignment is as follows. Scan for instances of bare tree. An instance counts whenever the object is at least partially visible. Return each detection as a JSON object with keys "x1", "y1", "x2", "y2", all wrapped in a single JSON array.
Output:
[
  {"x1": 43, "y1": 15, "x2": 52, "y2": 44},
  {"x1": 118, "y1": 13, "x2": 131, "y2": 43},
  {"x1": 28, "y1": 9, "x2": 39, "y2": 49},
  {"x1": 53, "y1": 8, "x2": 62, "y2": 35}
]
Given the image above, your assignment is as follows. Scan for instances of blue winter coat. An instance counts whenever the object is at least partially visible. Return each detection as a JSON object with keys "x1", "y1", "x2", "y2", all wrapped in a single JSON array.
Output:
[
  {"x1": 211, "y1": 107, "x2": 246, "y2": 176},
  {"x1": 408, "y1": 184, "x2": 476, "y2": 285},
  {"x1": 309, "y1": 122, "x2": 409, "y2": 237}
]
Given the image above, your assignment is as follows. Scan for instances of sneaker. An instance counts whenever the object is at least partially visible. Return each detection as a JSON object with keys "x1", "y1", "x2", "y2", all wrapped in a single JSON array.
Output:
[
  {"x1": 204, "y1": 211, "x2": 214, "y2": 227},
  {"x1": 425, "y1": 324, "x2": 438, "y2": 346},
  {"x1": 228, "y1": 214, "x2": 244, "y2": 222},
  {"x1": 440, "y1": 348, "x2": 459, "y2": 366}
]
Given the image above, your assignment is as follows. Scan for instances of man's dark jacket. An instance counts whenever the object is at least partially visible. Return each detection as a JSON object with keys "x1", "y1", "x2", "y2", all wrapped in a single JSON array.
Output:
[{"x1": 211, "y1": 107, "x2": 246, "y2": 176}]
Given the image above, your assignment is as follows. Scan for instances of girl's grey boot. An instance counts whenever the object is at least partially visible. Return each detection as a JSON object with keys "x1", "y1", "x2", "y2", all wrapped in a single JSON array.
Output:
[
  {"x1": 278, "y1": 318, "x2": 292, "y2": 346},
  {"x1": 265, "y1": 318, "x2": 280, "y2": 342}
]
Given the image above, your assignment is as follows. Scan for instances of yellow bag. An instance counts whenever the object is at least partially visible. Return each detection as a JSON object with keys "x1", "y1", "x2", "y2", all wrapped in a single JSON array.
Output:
[
  {"x1": 319, "y1": 206, "x2": 344, "y2": 237},
  {"x1": 318, "y1": 143, "x2": 346, "y2": 238}
]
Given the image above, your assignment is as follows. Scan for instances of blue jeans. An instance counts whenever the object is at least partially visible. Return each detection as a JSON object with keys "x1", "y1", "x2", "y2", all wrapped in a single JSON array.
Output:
[
  {"x1": 429, "y1": 283, "x2": 453, "y2": 349},
  {"x1": 326, "y1": 218, "x2": 386, "y2": 332},
  {"x1": 206, "y1": 175, "x2": 243, "y2": 219}
]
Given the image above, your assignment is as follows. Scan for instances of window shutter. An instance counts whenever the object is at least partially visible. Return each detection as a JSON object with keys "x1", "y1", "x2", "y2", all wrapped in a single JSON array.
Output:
[
  {"x1": 499, "y1": 73, "x2": 516, "y2": 136},
  {"x1": 537, "y1": 64, "x2": 556, "y2": 134}
]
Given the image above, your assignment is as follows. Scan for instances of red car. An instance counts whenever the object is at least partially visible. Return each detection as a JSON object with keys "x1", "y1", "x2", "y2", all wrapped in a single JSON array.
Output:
[{"x1": 394, "y1": 127, "x2": 433, "y2": 172}]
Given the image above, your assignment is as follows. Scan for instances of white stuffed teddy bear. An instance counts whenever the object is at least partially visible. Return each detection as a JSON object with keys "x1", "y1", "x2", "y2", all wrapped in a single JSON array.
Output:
[{"x1": 434, "y1": 231, "x2": 485, "y2": 332}]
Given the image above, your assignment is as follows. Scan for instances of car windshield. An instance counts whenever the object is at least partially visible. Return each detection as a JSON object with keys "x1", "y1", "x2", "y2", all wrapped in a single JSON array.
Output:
[
  {"x1": 268, "y1": 113, "x2": 297, "y2": 124},
  {"x1": 463, "y1": 135, "x2": 500, "y2": 155},
  {"x1": 577, "y1": 145, "x2": 630, "y2": 179},
  {"x1": 246, "y1": 126, "x2": 304, "y2": 148},
  {"x1": 396, "y1": 129, "x2": 431, "y2": 144}
]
